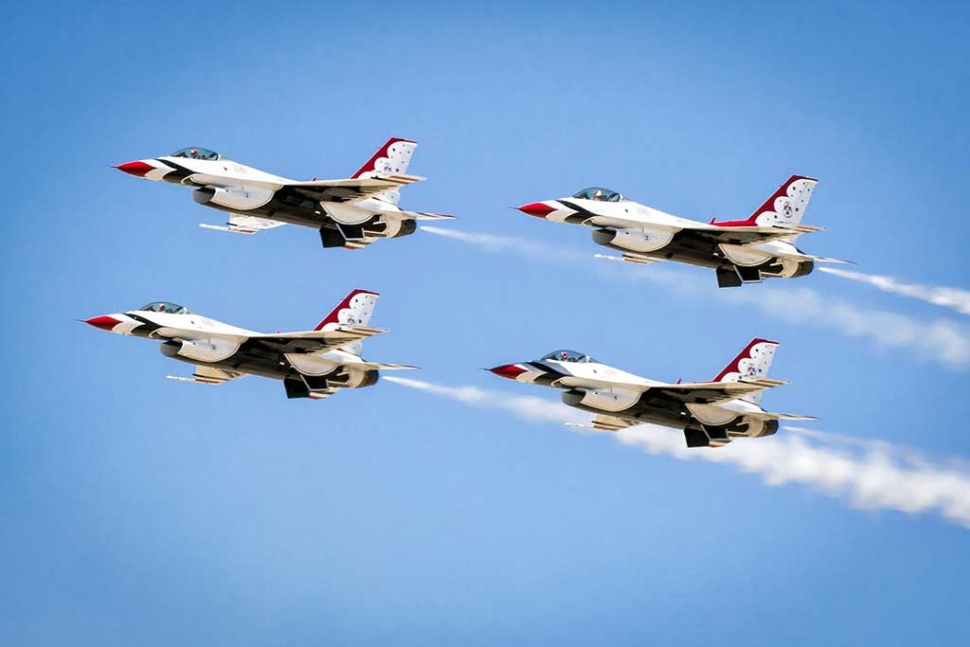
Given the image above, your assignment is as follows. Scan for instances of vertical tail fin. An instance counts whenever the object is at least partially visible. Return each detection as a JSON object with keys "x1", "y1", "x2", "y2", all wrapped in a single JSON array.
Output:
[
  {"x1": 351, "y1": 138, "x2": 418, "y2": 205},
  {"x1": 313, "y1": 290, "x2": 379, "y2": 355},
  {"x1": 721, "y1": 175, "x2": 818, "y2": 228},
  {"x1": 713, "y1": 338, "x2": 779, "y2": 405}
]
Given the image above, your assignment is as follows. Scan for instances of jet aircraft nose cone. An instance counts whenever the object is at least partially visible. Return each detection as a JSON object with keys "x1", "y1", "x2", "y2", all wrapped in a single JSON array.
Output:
[
  {"x1": 488, "y1": 364, "x2": 528, "y2": 380},
  {"x1": 83, "y1": 315, "x2": 122, "y2": 331},
  {"x1": 517, "y1": 202, "x2": 556, "y2": 218},
  {"x1": 114, "y1": 160, "x2": 155, "y2": 177}
]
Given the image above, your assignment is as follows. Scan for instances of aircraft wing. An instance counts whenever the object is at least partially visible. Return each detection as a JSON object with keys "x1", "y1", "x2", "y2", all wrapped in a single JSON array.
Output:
[
  {"x1": 194, "y1": 325, "x2": 385, "y2": 354},
  {"x1": 592, "y1": 213, "x2": 820, "y2": 244},
  {"x1": 283, "y1": 174, "x2": 425, "y2": 204},
  {"x1": 199, "y1": 213, "x2": 286, "y2": 235},
  {"x1": 167, "y1": 366, "x2": 246, "y2": 385},
  {"x1": 648, "y1": 378, "x2": 786, "y2": 405},
  {"x1": 243, "y1": 325, "x2": 386, "y2": 353}
]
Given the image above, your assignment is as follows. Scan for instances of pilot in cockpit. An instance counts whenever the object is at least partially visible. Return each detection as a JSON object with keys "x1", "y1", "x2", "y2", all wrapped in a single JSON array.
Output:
[{"x1": 560, "y1": 351, "x2": 569, "y2": 361}]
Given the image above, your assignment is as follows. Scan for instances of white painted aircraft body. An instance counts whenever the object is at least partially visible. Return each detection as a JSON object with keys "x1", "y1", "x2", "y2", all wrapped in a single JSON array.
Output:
[
  {"x1": 517, "y1": 176, "x2": 848, "y2": 287},
  {"x1": 489, "y1": 340, "x2": 814, "y2": 448},
  {"x1": 116, "y1": 138, "x2": 452, "y2": 250},
  {"x1": 82, "y1": 290, "x2": 412, "y2": 400}
]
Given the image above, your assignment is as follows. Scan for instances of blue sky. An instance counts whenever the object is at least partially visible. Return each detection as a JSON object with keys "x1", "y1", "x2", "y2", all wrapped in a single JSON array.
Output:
[{"x1": 3, "y1": 2, "x2": 969, "y2": 644}]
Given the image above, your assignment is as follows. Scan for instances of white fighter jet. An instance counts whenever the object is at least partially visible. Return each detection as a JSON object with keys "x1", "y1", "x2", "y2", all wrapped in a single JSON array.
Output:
[
  {"x1": 488, "y1": 339, "x2": 814, "y2": 448},
  {"x1": 82, "y1": 289, "x2": 413, "y2": 400},
  {"x1": 517, "y1": 176, "x2": 848, "y2": 287},
  {"x1": 115, "y1": 138, "x2": 453, "y2": 250}
]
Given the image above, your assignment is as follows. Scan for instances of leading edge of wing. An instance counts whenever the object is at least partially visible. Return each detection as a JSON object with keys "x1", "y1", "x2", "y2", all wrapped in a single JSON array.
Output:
[
  {"x1": 656, "y1": 378, "x2": 786, "y2": 403},
  {"x1": 286, "y1": 174, "x2": 426, "y2": 188},
  {"x1": 250, "y1": 325, "x2": 386, "y2": 343}
]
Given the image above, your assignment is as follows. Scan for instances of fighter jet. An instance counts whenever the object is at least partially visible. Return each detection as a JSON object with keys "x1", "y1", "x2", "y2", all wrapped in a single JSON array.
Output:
[
  {"x1": 115, "y1": 138, "x2": 453, "y2": 250},
  {"x1": 517, "y1": 176, "x2": 848, "y2": 287},
  {"x1": 488, "y1": 339, "x2": 814, "y2": 448},
  {"x1": 82, "y1": 289, "x2": 413, "y2": 400}
]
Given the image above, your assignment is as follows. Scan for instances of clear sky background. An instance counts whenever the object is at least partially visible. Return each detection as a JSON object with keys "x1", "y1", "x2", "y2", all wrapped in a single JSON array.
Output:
[{"x1": 3, "y1": 2, "x2": 969, "y2": 645}]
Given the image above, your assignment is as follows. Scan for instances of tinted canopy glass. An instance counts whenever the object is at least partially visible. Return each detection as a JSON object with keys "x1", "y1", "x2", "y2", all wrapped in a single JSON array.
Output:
[
  {"x1": 170, "y1": 147, "x2": 220, "y2": 161},
  {"x1": 572, "y1": 187, "x2": 624, "y2": 202},
  {"x1": 137, "y1": 302, "x2": 191, "y2": 315},
  {"x1": 540, "y1": 349, "x2": 596, "y2": 363}
]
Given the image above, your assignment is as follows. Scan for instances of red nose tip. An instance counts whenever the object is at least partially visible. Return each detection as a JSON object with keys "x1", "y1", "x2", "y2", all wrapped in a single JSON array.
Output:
[
  {"x1": 83, "y1": 315, "x2": 121, "y2": 331},
  {"x1": 114, "y1": 161, "x2": 155, "y2": 177},
  {"x1": 489, "y1": 364, "x2": 528, "y2": 380},
  {"x1": 517, "y1": 202, "x2": 556, "y2": 218}
]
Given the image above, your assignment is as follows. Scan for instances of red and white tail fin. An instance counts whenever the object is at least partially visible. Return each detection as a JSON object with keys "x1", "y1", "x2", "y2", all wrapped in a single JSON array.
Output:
[
  {"x1": 721, "y1": 175, "x2": 818, "y2": 228},
  {"x1": 352, "y1": 138, "x2": 417, "y2": 205},
  {"x1": 713, "y1": 338, "x2": 779, "y2": 405},
  {"x1": 314, "y1": 289, "x2": 379, "y2": 329}
]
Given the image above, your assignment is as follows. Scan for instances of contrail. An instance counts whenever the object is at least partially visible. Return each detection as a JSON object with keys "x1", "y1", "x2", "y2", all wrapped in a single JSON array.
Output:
[
  {"x1": 384, "y1": 375, "x2": 584, "y2": 424},
  {"x1": 426, "y1": 226, "x2": 970, "y2": 371},
  {"x1": 421, "y1": 226, "x2": 588, "y2": 263},
  {"x1": 387, "y1": 376, "x2": 970, "y2": 528},
  {"x1": 819, "y1": 267, "x2": 970, "y2": 317},
  {"x1": 720, "y1": 285, "x2": 970, "y2": 371}
]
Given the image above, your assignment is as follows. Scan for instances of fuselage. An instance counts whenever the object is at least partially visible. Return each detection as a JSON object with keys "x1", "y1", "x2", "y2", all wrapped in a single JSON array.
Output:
[
  {"x1": 490, "y1": 353, "x2": 778, "y2": 440},
  {"x1": 116, "y1": 154, "x2": 411, "y2": 232},
  {"x1": 518, "y1": 191, "x2": 815, "y2": 283},
  {"x1": 84, "y1": 307, "x2": 376, "y2": 388}
]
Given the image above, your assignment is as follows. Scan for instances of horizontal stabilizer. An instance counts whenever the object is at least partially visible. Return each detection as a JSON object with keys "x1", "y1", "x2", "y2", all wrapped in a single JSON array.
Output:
[
  {"x1": 748, "y1": 410, "x2": 818, "y2": 422},
  {"x1": 354, "y1": 361, "x2": 418, "y2": 371},
  {"x1": 390, "y1": 210, "x2": 456, "y2": 221},
  {"x1": 802, "y1": 255, "x2": 853, "y2": 265}
]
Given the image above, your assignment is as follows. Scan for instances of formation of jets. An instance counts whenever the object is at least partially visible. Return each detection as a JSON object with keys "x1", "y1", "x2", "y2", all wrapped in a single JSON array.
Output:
[{"x1": 87, "y1": 137, "x2": 838, "y2": 448}]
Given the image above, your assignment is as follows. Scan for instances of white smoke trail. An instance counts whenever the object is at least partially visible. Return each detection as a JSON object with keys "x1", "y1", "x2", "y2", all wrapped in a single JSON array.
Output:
[
  {"x1": 720, "y1": 286, "x2": 970, "y2": 371},
  {"x1": 425, "y1": 226, "x2": 970, "y2": 371},
  {"x1": 387, "y1": 376, "x2": 970, "y2": 528},
  {"x1": 819, "y1": 267, "x2": 970, "y2": 317},
  {"x1": 384, "y1": 376, "x2": 585, "y2": 424},
  {"x1": 421, "y1": 226, "x2": 588, "y2": 263}
]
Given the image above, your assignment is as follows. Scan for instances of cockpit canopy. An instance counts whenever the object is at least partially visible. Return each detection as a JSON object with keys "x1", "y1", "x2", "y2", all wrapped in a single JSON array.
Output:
[
  {"x1": 572, "y1": 187, "x2": 625, "y2": 202},
  {"x1": 137, "y1": 301, "x2": 192, "y2": 315},
  {"x1": 541, "y1": 349, "x2": 597, "y2": 363},
  {"x1": 170, "y1": 147, "x2": 220, "y2": 161}
]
